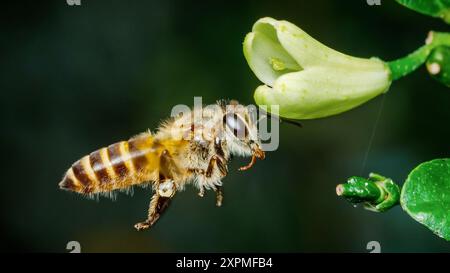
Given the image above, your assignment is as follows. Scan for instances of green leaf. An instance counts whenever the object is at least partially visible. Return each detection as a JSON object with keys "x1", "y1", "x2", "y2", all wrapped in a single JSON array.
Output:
[
  {"x1": 401, "y1": 158, "x2": 450, "y2": 241},
  {"x1": 396, "y1": 0, "x2": 450, "y2": 23},
  {"x1": 426, "y1": 45, "x2": 450, "y2": 87}
]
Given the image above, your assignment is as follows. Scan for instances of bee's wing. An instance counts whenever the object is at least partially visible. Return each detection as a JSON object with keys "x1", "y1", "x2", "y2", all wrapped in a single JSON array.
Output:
[{"x1": 129, "y1": 135, "x2": 190, "y2": 183}]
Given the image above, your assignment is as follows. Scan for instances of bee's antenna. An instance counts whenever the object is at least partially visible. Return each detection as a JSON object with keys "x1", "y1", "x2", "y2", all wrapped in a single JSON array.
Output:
[
  {"x1": 258, "y1": 108, "x2": 303, "y2": 128},
  {"x1": 280, "y1": 117, "x2": 303, "y2": 128}
]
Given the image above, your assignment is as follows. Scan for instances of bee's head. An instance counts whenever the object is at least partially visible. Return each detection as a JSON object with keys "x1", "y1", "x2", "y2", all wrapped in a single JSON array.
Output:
[{"x1": 222, "y1": 102, "x2": 264, "y2": 160}]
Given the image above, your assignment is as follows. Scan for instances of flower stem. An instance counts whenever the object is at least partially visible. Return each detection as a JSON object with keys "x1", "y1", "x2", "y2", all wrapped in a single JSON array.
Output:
[
  {"x1": 387, "y1": 31, "x2": 450, "y2": 81},
  {"x1": 336, "y1": 173, "x2": 400, "y2": 212}
]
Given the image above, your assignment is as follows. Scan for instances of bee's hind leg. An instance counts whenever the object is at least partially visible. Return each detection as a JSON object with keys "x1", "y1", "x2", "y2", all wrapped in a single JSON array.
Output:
[
  {"x1": 134, "y1": 180, "x2": 176, "y2": 231},
  {"x1": 135, "y1": 149, "x2": 182, "y2": 231}
]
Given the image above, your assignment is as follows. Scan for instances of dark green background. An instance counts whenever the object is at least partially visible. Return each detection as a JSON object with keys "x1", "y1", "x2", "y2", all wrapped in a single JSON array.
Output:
[{"x1": 1, "y1": 0, "x2": 449, "y2": 252}]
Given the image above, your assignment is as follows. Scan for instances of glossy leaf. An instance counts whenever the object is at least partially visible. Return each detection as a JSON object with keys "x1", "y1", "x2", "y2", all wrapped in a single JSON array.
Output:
[
  {"x1": 396, "y1": 0, "x2": 450, "y2": 23},
  {"x1": 401, "y1": 159, "x2": 450, "y2": 241}
]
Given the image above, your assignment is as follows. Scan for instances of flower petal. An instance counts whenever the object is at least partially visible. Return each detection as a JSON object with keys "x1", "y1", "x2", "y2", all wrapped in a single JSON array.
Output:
[
  {"x1": 244, "y1": 20, "x2": 301, "y2": 86},
  {"x1": 254, "y1": 17, "x2": 385, "y2": 71},
  {"x1": 255, "y1": 65, "x2": 390, "y2": 119}
]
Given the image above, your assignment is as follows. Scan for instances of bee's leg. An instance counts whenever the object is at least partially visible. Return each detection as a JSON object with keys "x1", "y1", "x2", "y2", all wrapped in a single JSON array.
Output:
[
  {"x1": 216, "y1": 158, "x2": 228, "y2": 177},
  {"x1": 187, "y1": 169, "x2": 206, "y2": 197},
  {"x1": 134, "y1": 194, "x2": 170, "y2": 231},
  {"x1": 134, "y1": 180, "x2": 176, "y2": 231},
  {"x1": 213, "y1": 138, "x2": 228, "y2": 177},
  {"x1": 135, "y1": 149, "x2": 180, "y2": 231},
  {"x1": 198, "y1": 186, "x2": 205, "y2": 197},
  {"x1": 205, "y1": 156, "x2": 216, "y2": 177},
  {"x1": 204, "y1": 153, "x2": 225, "y2": 206},
  {"x1": 215, "y1": 186, "x2": 223, "y2": 207},
  {"x1": 206, "y1": 155, "x2": 228, "y2": 177},
  {"x1": 188, "y1": 152, "x2": 227, "y2": 199}
]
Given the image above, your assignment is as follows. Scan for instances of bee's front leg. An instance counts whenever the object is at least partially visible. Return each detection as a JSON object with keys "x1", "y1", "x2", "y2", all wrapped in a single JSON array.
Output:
[
  {"x1": 134, "y1": 180, "x2": 176, "y2": 231},
  {"x1": 206, "y1": 155, "x2": 228, "y2": 177},
  {"x1": 188, "y1": 155, "x2": 227, "y2": 202},
  {"x1": 215, "y1": 186, "x2": 223, "y2": 207}
]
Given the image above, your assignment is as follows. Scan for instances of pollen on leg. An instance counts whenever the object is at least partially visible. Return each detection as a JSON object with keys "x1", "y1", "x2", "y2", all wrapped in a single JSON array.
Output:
[{"x1": 158, "y1": 180, "x2": 175, "y2": 197}]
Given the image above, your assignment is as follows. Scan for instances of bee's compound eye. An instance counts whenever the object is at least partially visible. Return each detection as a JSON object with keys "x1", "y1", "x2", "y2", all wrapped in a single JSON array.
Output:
[
  {"x1": 158, "y1": 180, "x2": 174, "y2": 197},
  {"x1": 224, "y1": 113, "x2": 247, "y2": 139}
]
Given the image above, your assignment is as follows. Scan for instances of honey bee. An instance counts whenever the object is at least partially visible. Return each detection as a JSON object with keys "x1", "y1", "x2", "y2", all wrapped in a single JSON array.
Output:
[{"x1": 59, "y1": 100, "x2": 265, "y2": 231}]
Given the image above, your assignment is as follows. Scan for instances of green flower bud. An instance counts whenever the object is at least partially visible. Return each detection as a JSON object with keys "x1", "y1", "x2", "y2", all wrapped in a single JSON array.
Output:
[
  {"x1": 243, "y1": 17, "x2": 392, "y2": 119},
  {"x1": 336, "y1": 173, "x2": 400, "y2": 213},
  {"x1": 426, "y1": 45, "x2": 450, "y2": 87}
]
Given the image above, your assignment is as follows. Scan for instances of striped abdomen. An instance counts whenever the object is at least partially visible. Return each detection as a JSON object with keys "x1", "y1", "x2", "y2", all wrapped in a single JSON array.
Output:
[{"x1": 59, "y1": 133, "x2": 158, "y2": 194}]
